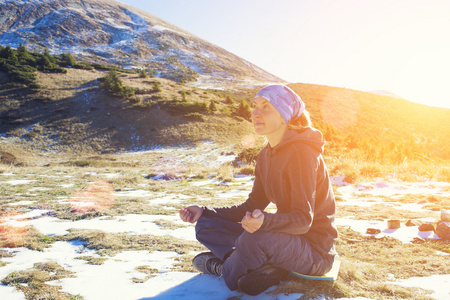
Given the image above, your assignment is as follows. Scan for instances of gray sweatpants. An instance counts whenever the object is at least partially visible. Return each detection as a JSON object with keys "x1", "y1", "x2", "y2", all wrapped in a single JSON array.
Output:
[{"x1": 195, "y1": 215, "x2": 333, "y2": 291}]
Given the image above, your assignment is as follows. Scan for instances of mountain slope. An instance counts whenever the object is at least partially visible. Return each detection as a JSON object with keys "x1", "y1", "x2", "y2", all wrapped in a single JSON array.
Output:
[
  {"x1": 1, "y1": 58, "x2": 449, "y2": 163},
  {"x1": 0, "y1": 0, "x2": 283, "y2": 86}
]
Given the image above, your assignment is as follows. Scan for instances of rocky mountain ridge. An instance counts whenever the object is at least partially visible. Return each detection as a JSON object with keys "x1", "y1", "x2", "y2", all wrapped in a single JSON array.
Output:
[{"x1": 0, "y1": 0, "x2": 284, "y2": 86}]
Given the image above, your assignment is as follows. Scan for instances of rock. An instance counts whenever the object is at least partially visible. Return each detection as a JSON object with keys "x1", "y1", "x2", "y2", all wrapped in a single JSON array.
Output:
[
  {"x1": 441, "y1": 210, "x2": 450, "y2": 222},
  {"x1": 345, "y1": 238, "x2": 360, "y2": 244},
  {"x1": 418, "y1": 223, "x2": 435, "y2": 232},
  {"x1": 387, "y1": 220, "x2": 401, "y2": 229},
  {"x1": 405, "y1": 219, "x2": 423, "y2": 227},
  {"x1": 436, "y1": 222, "x2": 450, "y2": 240},
  {"x1": 366, "y1": 228, "x2": 381, "y2": 234}
]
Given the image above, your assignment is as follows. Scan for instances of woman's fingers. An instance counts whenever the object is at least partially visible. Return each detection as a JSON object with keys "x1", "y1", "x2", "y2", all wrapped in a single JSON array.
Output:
[
  {"x1": 252, "y1": 209, "x2": 262, "y2": 218},
  {"x1": 179, "y1": 209, "x2": 191, "y2": 222}
]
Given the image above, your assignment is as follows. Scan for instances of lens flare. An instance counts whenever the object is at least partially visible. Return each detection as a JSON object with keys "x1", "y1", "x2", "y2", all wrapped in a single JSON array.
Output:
[
  {"x1": 320, "y1": 89, "x2": 359, "y2": 129},
  {"x1": 241, "y1": 135, "x2": 256, "y2": 149},
  {"x1": 0, "y1": 224, "x2": 29, "y2": 248},
  {"x1": 70, "y1": 181, "x2": 114, "y2": 214},
  {"x1": 150, "y1": 155, "x2": 186, "y2": 180}
]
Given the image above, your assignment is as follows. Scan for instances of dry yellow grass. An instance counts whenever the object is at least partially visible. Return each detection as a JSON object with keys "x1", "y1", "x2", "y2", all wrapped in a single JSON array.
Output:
[{"x1": 1, "y1": 67, "x2": 450, "y2": 299}]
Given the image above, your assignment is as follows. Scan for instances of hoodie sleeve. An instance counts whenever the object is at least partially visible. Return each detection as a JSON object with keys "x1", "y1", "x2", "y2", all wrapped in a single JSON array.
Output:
[
  {"x1": 260, "y1": 143, "x2": 319, "y2": 235},
  {"x1": 202, "y1": 159, "x2": 271, "y2": 222}
]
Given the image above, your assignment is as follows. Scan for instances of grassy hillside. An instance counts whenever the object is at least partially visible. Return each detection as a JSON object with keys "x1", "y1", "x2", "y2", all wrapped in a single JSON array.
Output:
[
  {"x1": 1, "y1": 46, "x2": 449, "y2": 182},
  {"x1": 0, "y1": 45, "x2": 259, "y2": 152},
  {"x1": 289, "y1": 83, "x2": 449, "y2": 162}
]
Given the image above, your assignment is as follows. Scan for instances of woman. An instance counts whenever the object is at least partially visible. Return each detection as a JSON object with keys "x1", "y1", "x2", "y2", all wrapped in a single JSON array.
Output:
[{"x1": 179, "y1": 84, "x2": 338, "y2": 295}]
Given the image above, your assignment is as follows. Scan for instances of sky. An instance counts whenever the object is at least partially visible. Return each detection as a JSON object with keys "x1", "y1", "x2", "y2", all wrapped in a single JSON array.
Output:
[{"x1": 117, "y1": 0, "x2": 450, "y2": 108}]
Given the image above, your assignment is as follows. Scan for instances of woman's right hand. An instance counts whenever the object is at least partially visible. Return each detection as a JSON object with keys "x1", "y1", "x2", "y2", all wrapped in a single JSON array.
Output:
[{"x1": 179, "y1": 205, "x2": 204, "y2": 223}]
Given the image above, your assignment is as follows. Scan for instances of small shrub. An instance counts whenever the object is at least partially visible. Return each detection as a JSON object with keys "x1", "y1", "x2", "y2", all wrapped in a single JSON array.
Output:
[
  {"x1": 152, "y1": 81, "x2": 162, "y2": 93},
  {"x1": 73, "y1": 160, "x2": 92, "y2": 167},
  {"x1": 184, "y1": 112, "x2": 205, "y2": 122},
  {"x1": 234, "y1": 100, "x2": 252, "y2": 120},
  {"x1": 359, "y1": 164, "x2": 382, "y2": 177},
  {"x1": 222, "y1": 106, "x2": 231, "y2": 116},
  {"x1": 233, "y1": 147, "x2": 261, "y2": 166},
  {"x1": 139, "y1": 69, "x2": 148, "y2": 78},
  {"x1": 128, "y1": 96, "x2": 141, "y2": 104},
  {"x1": 216, "y1": 162, "x2": 234, "y2": 182},
  {"x1": 225, "y1": 95, "x2": 235, "y2": 104},
  {"x1": 209, "y1": 100, "x2": 217, "y2": 111},
  {"x1": 29, "y1": 82, "x2": 41, "y2": 93},
  {"x1": 60, "y1": 53, "x2": 76, "y2": 67},
  {"x1": 100, "y1": 70, "x2": 124, "y2": 94},
  {"x1": 166, "y1": 101, "x2": 209, "y2": 115},
  {"x1": 74, "y1": 62, "x2": 95, "y2": 70},
  {"x1": 238, "y1": 166, "x2": 255, "y2": 175},
  {"x1": 344, "y1": 171, "x2": 359, "y2": 184},
  {"x1": 180, "y1": 90, "x2": 187, "y2": 101},
  {"x1": 132, "y1": 101, "x2": 153, "y2": 109}
]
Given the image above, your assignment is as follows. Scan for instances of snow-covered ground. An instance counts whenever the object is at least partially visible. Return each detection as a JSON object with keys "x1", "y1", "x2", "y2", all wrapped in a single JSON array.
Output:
[{"x1": 1, "y1": 150, "x2": 449, "y2": 299}]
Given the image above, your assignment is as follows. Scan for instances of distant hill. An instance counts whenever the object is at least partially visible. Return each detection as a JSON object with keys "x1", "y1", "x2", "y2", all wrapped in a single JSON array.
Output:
[
  {"x1": 0, "y1": 0, "x2": 283, "y2": 86},
  {"x1": 289, "y1": 83, "x2": 450, "y2": 161},
  {"x1": 368, "y1": 90, "x2": 401, "y2": 98}
]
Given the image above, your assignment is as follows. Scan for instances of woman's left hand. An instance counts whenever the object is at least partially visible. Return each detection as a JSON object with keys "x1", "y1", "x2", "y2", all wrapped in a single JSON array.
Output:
[{"x1": 241, "y1": 209, "x2": 264, "y2": 233}]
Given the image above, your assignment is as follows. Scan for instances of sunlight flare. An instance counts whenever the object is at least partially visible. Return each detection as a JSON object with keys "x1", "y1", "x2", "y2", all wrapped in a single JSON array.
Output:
[
  {"x1": 321, "y1": 89, "x2": 359, "y2": 129},
  {"x1": 70, "y1": 181, "x2": 114, "y2": 214},
  {"x1": 241, "y1": 135, "x2": 256, "y2": 149}
]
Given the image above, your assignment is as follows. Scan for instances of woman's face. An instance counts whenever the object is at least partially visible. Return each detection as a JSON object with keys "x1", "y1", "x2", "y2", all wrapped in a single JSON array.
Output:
[{"x1": 251, "y1": 96, "x2": 285, "y2": 137}]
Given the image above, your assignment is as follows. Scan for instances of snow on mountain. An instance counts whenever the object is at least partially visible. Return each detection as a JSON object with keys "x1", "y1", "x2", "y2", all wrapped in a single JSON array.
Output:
[{"x1": 0, "y1": 0, "x2": 284, "y2": 86}]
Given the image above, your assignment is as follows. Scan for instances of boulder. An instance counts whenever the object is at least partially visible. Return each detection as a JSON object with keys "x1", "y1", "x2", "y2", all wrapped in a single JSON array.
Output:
[
  {"x1": 405, "y1": 219, "x2": 423, "y2": 227},
  {"x1": 418, "y1": 223, "x2": 435, "y2": 232},
  {"x1": 441, "y1": 210, "x2": 450, "y2": 222},
  {"x1": 387, "y1": 219, "x2": 401, "y2": 229},
  {"x1": 366, "y1": 228, "x2": 381, "y2": 234},
  {"x1": 436, "y1": 222, "x2": 450, "y2": 240}
]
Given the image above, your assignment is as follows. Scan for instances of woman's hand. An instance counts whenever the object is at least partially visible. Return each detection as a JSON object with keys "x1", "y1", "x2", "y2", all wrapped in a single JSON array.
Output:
[
  {"x1": 179, "y1": 205, "x2": 204, "y2": 223},
  {"x1": 241, "y1": 209, "x2": 264, "y2": 233}
]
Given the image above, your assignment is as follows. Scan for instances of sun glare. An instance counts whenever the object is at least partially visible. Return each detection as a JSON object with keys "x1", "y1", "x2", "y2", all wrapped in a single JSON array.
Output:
[
  {"x1": 392, "y1": 46, "x2": 450, "y2": 108},
  {"x1": 241, "y1": 135, "x2": 256, "y2": 149},
  {"x1": 0, "y1": 224, "x2": 29, "y2": 248},
  {"x1": 321, "y1": 89, "x2": 359, "y2": 129},
  {"x1": 70, "y1": 181, "x2": 115, "y2": 214}
]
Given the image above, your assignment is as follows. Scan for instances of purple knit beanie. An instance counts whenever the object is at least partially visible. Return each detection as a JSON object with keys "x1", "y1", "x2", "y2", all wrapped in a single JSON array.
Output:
[{"x1": 254, "y1": 85, "x2": 305, "y2": 124}]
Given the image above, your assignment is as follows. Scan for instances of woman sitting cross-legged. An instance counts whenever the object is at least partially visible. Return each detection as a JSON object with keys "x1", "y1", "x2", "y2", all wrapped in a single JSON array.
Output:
[{"x1": 179, "y1": 84, "x2": 338, "y2": 295}]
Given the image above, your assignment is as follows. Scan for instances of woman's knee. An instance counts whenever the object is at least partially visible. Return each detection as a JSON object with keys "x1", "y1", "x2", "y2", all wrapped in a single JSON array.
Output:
[
  {"x1": 235, "y1": 231, "x2": 267, "y2": 250},
  {"x1": 195, "y1": 216, "x2": 217, "y2": 239}
]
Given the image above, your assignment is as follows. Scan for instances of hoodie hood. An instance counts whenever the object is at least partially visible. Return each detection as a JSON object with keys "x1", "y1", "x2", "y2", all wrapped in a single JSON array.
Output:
[{"x1": 272, "y1": 127, "x2": 325, "y2": 154}]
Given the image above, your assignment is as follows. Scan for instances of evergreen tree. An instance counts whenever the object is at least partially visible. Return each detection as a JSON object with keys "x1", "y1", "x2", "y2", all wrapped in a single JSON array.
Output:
[
  {"x1": 37, "y1": 54, "x2": 52, "y2": 68},
  {"x1": 0, "y1": 45, "x2": 17, "y2": 61},
  {"x1": 43, "y1": 49, "x2": 54, "y2": 62},
  {"x1": 17, "y1": 43, "x2": 29, "y2": 61},
  {"x1": 101, "y1": 70, "x2": 124, "y2": 93},
  {"x1": 236, "y1": 100, "x2": 252, "y2": 120},
  {"x1": 61, "y1": 53, "x2": 75, "y2": 67}
]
